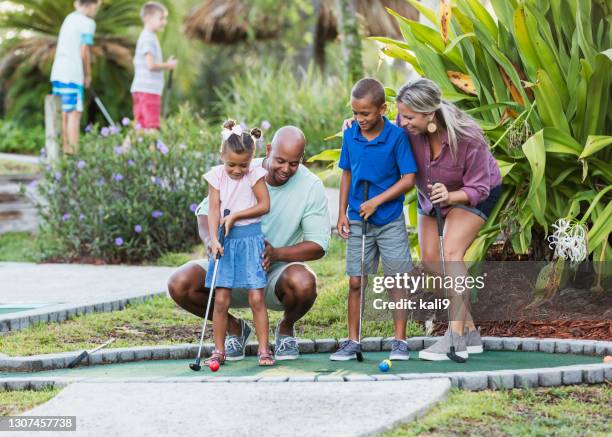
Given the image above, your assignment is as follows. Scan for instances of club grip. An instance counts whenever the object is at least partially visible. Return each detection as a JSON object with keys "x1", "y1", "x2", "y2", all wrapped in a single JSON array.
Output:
[
  {"x1": 216, "y1": 209, "x2": 230, "y2": 259},
  {"x1": 67, "y1": 351, "x2": 88, "y2": 368},
  {"x1": 434, "y1": 203, "x2": 444, "y2": 237},
  {"x1": 362, "y1": 181, "x2": 369, "y2": 235}
]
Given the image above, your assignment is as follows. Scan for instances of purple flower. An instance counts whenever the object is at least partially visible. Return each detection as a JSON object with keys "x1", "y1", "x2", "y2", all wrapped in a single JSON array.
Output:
[
  {"x1": 179, "y1": 143, "x2": 186, "y2": 150},
  {"x1": 113, "y1": 173, "x2": 123, "y2": 182},
  {"x1": 114, "y1": 237, "x2": 124, "y2": 246},
  {"x1": 151, "y1": 176, "x2": 162, "y2": 186},
  {"x1": 135, "y1": 122, "x2": 142, "y2": 130},
  {"x1": 121, "y1": 117, "x2": 130, "y2": 127},
  {"x1": 77, "y1": 160, "x2": 86, "y2": 169},
  {"x1": 40, "y1": 147, "x2": 46, "y2": 156},
  {"x1": 100, "y1": 127, "x2": 110, "y2": 137},
  {"x1": 27, "y1": 180, "x2": 38, "y2": 189},
  {"x1": 128, "y1": 159, "x2": 135, "y2": 166},
  {"x1": 62, "y1": 213, "x2": 71, "y2": 221},
  {"x1": 110, "y1": 125, "x2": 120, "y2": 135},
  {"x1": 262, "y1": 120, "x2": 271, "y2": 130},
  {"x1": 189, "y1": 203, "x2": 198, "y2": 212},
  {"x1": 156, "y1": 139, "x2": 169, "y2": 155},
  {"x1": 114, "y1": 146, "x2": 124, "y2": 155},
  {"x1": 151, "y1": 210, "x2": 163, "y2": 219},
  {"x1": 134, "y1": 224, "x2": 143, "y2": 233},
  {"x1": 54, "y1": 172, "x2": 61, "y2": 181},
  {"x1": 85, "y1": 124, "x2": 93, "y2": 133},
  {"x1": 79, "y1": 213, "x2": 85, "y2": 221}
]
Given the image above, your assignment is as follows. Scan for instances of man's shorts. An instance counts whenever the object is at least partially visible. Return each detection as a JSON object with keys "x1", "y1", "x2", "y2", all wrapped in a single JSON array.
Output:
[
  {"x1": 188, "y1": 260, "x2": 316, "y2": 311},
  {"x1": 132, "y1": 92, "x2": 161, "y2": 129},
  {"x1": 51, "y1": 81, "x2": 84, "y2": 113},
  {"x1": 346, "y1": 212, "x2": 413, "y2": 277}
]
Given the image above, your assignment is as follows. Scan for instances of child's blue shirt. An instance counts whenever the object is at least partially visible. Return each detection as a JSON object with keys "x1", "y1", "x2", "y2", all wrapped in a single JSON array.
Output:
[{"x1": 338, "y1": 116, "x2": 417, "y2": 226}]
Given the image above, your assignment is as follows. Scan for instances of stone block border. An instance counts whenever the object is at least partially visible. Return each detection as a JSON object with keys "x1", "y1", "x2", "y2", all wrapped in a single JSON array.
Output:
[
  {"x1": 0, "y1": 292, "x2": 166, "y2": 334},
  {"x1": 1, "y1": 337, "x2": 610, "y2": 391}
]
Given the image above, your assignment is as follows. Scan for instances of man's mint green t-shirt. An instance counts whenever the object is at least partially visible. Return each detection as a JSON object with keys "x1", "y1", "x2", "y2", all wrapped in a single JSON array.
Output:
[{"x1": 196, "y1": 158, "x2": 330, "y2": 253}]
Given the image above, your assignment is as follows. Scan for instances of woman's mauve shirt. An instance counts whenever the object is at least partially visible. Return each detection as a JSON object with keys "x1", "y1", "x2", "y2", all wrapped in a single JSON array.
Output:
[{"x1": 401, "y1": 122, "x2": 502, "y2": 217}]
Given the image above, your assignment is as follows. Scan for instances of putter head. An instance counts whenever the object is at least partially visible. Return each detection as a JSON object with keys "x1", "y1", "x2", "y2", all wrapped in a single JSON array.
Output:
[
  {"x1": 447, "y1": 347, "x2": 467, "y2": 363},
  {"x1": 356, "y1": 352, "x2": 364, "y2": 362},
  {"x1": 189, "y1": 358, "x2": 202, "y2": 371}
]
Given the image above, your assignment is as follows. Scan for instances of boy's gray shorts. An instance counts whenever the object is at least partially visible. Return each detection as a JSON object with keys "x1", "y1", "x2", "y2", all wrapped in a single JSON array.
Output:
[{"x1": 346, "y1": 213, "x2": 413, "y2": 277}]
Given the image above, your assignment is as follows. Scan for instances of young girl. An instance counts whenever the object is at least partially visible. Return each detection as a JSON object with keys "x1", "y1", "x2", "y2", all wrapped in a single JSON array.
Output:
[{"x1": 205, "y1": 120, "x2": 273, "y2": 366}]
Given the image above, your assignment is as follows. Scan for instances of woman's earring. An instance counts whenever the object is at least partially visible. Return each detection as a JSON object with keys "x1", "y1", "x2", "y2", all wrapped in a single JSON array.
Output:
[{"x1": 427, "y1": 121, "x2": 438, "y2": 133}]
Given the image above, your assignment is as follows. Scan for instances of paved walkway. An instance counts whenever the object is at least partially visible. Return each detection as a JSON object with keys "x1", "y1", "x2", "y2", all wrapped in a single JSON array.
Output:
[
  {"x1": 0, "y1": 262, "x2": 175, "y2": 305},
  {"x1": 19, "y1": 379, "x2": 450, "y2": 436}
]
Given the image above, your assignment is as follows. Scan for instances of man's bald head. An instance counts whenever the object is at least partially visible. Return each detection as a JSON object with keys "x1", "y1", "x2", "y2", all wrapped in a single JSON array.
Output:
[
  {"x1": 265, "y1": 126, "x2": 306, "y2": 186},
  {"x1": 271, "y1": 126, "x2": 306, "y2": 155}
]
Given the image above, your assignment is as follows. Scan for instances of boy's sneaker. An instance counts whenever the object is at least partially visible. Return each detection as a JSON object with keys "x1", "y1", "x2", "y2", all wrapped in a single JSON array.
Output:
[
  {"x1": 418, "y1": 330, "x2": 469, "y2": 361},
  {"x1": 389, "y1": 339, "x2": 410, "y2": 360},
  {"x1": 274, "y1": 320, "x2": 299, "y2": 361},
  {"x1": 330, "y1": 340, "x2": 361, "y2": 361},
  {"x1": 465, "y1": 327, "x2": 483, "y2": 354},
  {"x1": 224, "y1": 319, "x2": 252, "y2": 361}
]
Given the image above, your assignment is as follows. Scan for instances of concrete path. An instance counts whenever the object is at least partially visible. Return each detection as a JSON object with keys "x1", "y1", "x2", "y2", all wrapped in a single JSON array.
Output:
[
  {"x1": 20, "y1": 379, "x2": 450, "y2": 436},
  {"x1": 0, "y1": 153, "x2": 39, "y2": 165},
  {"x1": 0, "y1": 262, "x2": 175, "y2": 305}
]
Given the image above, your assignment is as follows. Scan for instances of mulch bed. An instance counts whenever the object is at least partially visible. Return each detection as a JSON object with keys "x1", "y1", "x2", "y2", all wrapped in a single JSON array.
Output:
[{"x1": 433, "y1": 320, "x2": 611, "y2": 341}]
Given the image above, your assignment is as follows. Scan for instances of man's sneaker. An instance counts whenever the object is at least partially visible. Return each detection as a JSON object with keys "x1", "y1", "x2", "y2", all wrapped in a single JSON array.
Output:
[
  {"x1": 224, "y1": 319, "x2": 252, "y2": 361},
  {"x1": 330, "y1": 340, "x2": 361, "y2": 361},
  {"x1": 389, "y1": 339, "x2": 410, "y2": 361},
  {"x1": 274, "y1": 320, "x2": 299, "y2": 361},
  {"x1": 418, "y1": 330, "x2": 469, "y2": 361},
  {"x1": 465, "y1": 327, "x2": 483, "y2": 354}
]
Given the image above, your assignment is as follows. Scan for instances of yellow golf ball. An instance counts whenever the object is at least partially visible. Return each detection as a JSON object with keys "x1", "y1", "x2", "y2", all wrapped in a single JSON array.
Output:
[{"x1": 384, "y1": 359, "x2": 392, "y2": 368}]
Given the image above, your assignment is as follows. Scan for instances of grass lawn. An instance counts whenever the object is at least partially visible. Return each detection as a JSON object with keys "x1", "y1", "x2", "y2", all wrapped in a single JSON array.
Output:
[
  {"x1": 0, "y1": 388, "x2": 59, "y2": 416},
  {"x1": 0, "y1": 236, "x2": 424, "y2": 356},
  {"x1": 385, "y1": 385, "x2": 612, "y2": 437},
  {"x1": 0, "y1": 232, "x2": 39, "y2": 262}
]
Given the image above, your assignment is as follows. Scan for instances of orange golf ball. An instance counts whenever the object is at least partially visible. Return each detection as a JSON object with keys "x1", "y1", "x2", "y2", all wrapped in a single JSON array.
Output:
[{"x1": 603, "y1": 355, "x2": 612, "y2": 363}]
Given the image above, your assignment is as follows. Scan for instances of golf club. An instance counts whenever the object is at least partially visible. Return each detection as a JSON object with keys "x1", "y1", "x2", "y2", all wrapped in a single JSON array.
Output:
[
  {"x1": 356, "y1": 181, "x2": 369, "y2": 362},
  {"x1": 89, "y1": 88, "x2": 117, "y2": 128},
  {"x1": 190, "y1": 208, "x2": 230, "y2": 371},
  {"x1": 434, "y1": 202, "x2": 466, "y2": 363},
  {"x1": 163, "y1": 70, "x2": 173, "y2": 118},
  {"x1": 67, "y1": 337, "x2": 116, "y2": 368}
]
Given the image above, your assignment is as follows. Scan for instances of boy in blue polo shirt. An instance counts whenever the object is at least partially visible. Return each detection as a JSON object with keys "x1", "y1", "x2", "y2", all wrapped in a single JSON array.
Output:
[{"x1": 331, "y1": 77, "x2": 417, "y2": 362}]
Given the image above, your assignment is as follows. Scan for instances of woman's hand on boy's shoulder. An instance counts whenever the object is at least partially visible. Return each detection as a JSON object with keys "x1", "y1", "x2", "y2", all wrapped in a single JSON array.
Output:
[{"x1": 342, "y1": 118, "x2": 355, "y2": 131}]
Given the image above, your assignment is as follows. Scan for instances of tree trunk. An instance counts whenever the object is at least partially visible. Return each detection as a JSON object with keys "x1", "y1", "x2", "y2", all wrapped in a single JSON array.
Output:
[
  {"x1": 295, "y1": 0, "x2": 322, "y2": 74},
  {"x1": 44, "y1": 94, "x2": 61, "y2": 163},
  {"x1": 336, "y1": 0, "x2": 363, "y2": 84}
]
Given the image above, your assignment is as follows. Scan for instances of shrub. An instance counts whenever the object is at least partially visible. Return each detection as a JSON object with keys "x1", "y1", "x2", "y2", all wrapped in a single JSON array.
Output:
[
  {"x1": 0, "y1": 120, "x2": 44, "y2": 154},
  {"x1": 31, "y1": 109, "x2": 217, "y2": 263},
  {"x1": 215, "y1": 64, "x2": 348, "y2": 157}
]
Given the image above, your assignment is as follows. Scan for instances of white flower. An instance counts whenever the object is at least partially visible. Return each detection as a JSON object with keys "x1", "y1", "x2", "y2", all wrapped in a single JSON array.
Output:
[{"x1": 547, "y1": 218, "x2": 587, "y2": 263}]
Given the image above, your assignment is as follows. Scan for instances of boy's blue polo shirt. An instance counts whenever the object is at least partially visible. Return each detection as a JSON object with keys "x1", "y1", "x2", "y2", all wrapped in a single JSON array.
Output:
[{"x1": 338, "y1": 116, "x2": 417, "y2": 226}]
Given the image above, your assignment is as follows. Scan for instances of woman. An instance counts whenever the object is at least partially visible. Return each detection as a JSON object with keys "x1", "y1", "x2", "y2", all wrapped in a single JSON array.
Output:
[{"x1": 396, "y1": 78, "x2": 502, "y2": 361}]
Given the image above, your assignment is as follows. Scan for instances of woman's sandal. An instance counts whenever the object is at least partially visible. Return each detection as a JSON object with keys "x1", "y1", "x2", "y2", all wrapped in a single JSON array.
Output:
[
  {"x1": 204, "y1": 349, "x2": 226, "y2": 366},
  {"x1": 258, "y1": 349, "x2": 275, "y2": 366}
]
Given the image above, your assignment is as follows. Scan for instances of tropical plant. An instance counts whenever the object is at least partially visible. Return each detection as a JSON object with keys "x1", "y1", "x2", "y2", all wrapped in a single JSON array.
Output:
[
  {"x1": 0, "y1": 0, "x2": 180, "y2": 126},
  {"x1": 314, "y1": 0, "x2": 611, "y2": 268}
]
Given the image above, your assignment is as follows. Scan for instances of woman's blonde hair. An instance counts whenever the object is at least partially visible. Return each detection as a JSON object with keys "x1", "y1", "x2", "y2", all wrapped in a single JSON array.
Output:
[{"x1": 396, "y1": 78, "x2": 483, "y2": 159}]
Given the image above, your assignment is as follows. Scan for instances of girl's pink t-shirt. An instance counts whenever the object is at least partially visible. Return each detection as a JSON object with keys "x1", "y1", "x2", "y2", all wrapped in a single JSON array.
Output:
[{"x1": 204, "y1": 164, "x2": 268, "y2": 226}]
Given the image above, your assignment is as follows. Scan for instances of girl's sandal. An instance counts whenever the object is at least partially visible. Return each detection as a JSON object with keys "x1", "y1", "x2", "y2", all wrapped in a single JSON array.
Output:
[
  {"x1": 204, "y1": 350, "x2": 226, "y2": 365},
  {"x1": 258, "y1": 349, "x2": 275, "y2": 366}
]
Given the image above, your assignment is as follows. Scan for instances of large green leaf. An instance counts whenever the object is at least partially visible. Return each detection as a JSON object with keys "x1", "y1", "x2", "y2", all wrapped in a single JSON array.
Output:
[
  {"x1": 522, "y1": 130, "x2": 547, "y2": 226},
  {"x1": 542, "y1": 127, "x2": 582, "y2": 156},
  {"x1": 587, "y1": 200, "x2": 612, "y2": 251},
  {"x1": 533, "y1": 70, "x2": 571, "y2": 134},
  {"x1": 579, "y1": 135, "x2": 612, "y2": 160}
]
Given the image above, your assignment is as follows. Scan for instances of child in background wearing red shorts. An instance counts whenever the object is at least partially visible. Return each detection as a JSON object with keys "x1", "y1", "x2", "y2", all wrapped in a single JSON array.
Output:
[{"x1": 130, "y1": 2, "x2": 177, "y2": 131}]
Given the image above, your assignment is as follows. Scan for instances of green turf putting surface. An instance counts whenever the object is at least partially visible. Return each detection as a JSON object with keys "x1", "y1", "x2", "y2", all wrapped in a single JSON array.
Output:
[{"x1": 0, "y1": 351, "x2": 602, "y2": 379}]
